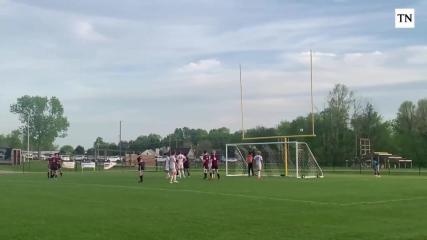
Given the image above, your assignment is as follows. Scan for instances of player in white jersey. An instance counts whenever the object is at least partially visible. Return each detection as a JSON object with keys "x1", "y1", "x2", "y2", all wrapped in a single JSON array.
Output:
[
  {"x1": 254, "y1": 151, "x2": 263, "y2": 179},
  {"x1": 176, "y1": 152, "x2": 185, "y2": 179},
  {"x1": 163, "y1": 153, "x2": 170, "y2": 179},
  {"x1": 169, "y1": 152, "x2": 178, "y2": 183}
]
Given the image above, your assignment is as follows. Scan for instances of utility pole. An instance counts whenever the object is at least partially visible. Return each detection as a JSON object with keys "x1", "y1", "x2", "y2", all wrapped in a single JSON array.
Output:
[
  {"x1": 119, "y1": 120, "x2": 122, "y2": 165},
  {"x1": 27, "y1": 113, "x2": 30, "y2": 169}
]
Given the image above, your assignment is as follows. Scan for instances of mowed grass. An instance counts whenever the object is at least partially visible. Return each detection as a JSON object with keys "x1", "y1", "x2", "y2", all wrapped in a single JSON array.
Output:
[{"x1": 1, "y1": 168, "x2": 427, "y2": 240}]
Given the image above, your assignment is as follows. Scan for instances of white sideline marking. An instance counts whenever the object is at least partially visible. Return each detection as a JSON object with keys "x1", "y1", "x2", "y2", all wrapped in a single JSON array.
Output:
[
  {"x1": 4, "y1": 180, "x2": 427, "y2": 207},
  {"x1": 340, "y1": 196, "x2": 427, "y2": 206}
]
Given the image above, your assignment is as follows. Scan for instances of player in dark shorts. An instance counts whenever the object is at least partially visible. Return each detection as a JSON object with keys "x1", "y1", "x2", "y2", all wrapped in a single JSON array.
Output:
[
  {"x1": 48, "y1": 156, "x2": 54, "y2": 178},
  {"x1": 183, "y1": 154, "x2": 190, "y2": 177},
  {"x1": 49, "y1": 155, "x2": 58, "y2": 178},
  {"x1": 211, "y1": 150, "x2": 220, "y2": 180},
  {"x1": 54, "y1": 153, "x2": 63, "y2": 177},
  {"x1": 137, "y1": 153, "x2": 145, "y2": 183},
  {"x1": 202, "y1": 150, "x2": 210, "y2": 180}
]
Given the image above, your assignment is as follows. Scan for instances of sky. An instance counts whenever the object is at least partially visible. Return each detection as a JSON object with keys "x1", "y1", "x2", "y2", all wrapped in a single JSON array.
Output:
[{"x1": 0, "y1": 0, "x2": 426, "y2": 148}]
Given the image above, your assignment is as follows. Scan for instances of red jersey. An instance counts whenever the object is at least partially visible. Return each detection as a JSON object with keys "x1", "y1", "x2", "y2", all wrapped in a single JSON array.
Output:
[
  {"x1": 53, "y1": 156, "x2": 61, "y2": 167},
  {"x1": 48, "y1": 157, "x2": 54, "y2": 167},
  {"x1": 246, "y1": 154, "x2": 253, "y2": 163},
  {"x1": 211, "y1": 153, "x2": 218, "y2": 168}
]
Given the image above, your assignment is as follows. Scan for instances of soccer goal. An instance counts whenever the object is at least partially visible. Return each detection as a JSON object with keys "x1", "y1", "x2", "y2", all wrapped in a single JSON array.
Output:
[{"x1": 225, "y1": 141, "x2": 323, "y2": 178}]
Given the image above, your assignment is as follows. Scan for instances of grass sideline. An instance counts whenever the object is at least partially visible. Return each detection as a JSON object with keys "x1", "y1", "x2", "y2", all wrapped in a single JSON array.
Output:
[{"x1": 1, "y1": 167, "x2": 427, "y2": 239}]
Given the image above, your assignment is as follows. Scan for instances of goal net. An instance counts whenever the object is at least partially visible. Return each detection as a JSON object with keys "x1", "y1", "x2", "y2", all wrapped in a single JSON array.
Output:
[{"x1": 225, "y1": 141, "x2": 323, "y2": 178}]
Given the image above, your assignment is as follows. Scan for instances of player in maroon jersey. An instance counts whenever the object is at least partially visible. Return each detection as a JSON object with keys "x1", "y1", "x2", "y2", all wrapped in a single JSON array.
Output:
[
  {"x1": 48, "y1": 155, "x2": 54, "y2": 178},
  {"x1": 137, "y1": 153, "x2": 145, "y2": 183},
  {"x1": 202, "y1": 150, "x2": 210, "y2": 180},
  {"x1": 54, "y1": 153, "x2": 63, "y2": 177},
  {"x1": 211, "y1": 150, "x2": 220, "y2": 180},
  {"x1": 183, "y1": 153, "x2": 190, "y2": 177},
  {"x1": 49, "y1": 153, "x2": 59, "y2": 178}
]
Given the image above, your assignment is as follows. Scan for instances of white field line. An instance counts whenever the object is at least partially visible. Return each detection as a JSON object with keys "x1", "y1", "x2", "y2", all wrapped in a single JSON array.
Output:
[
  {"x1": 4, "y1": 179, "x2": 427, "y2": 207},
  {"x1": 339, "y1": 196, "x2": 427, "y2": 206}
]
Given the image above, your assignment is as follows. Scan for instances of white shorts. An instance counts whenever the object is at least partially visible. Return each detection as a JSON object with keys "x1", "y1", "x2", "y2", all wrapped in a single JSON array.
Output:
[
  {"x1": 178, "y1": 163, "x2": 184, "y2": 169},
  {"x1": 256, "y1": 162, "x2": 262, "y2": 171}
]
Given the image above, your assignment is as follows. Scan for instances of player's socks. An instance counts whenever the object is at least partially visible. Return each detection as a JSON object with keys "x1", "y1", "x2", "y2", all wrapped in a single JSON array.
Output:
[
  {"x1": 139, "y1": 176, "x2": 143, "y2": 182},
  {"x1": 217, "y1": 173, "x2": 220, "y2": 179}
]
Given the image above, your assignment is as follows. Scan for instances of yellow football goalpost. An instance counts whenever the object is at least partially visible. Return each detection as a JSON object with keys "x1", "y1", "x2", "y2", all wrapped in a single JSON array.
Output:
[{"x1": 238, "y1": 50, "x2": 316, "y2": 177}]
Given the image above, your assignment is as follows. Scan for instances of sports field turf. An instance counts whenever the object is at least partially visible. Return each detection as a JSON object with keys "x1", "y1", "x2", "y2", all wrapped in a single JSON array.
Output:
[{"x1": 1, "y1": 167, "x2": 427, "y2": 240}]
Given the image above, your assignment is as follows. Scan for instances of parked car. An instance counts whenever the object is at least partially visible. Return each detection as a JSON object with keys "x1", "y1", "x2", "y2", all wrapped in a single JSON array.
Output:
[
  {"x1": 40, "y1": 154, "x2": 52, "y2": 160},
  {"x1": 61, "y1": 155, "x2": 71, "y2": 161},
  {"x1": 107, "y1": 156, "x2": 121, "y2": 162},
  {"x1": 73, "y1": 155, "x2": 86, "y2": 161}
]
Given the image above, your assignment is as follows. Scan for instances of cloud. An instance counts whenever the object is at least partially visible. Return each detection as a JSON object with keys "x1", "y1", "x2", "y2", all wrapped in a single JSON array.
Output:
[
  {"x1": 179, "y1": 59, "x2": 221, "y2": 72},
  {"x1": 1, "y1": 0, "x2": 426, "y2": 148},
  {"x1": 73, "y1": 20, "x2": 108, "y2": 42}
]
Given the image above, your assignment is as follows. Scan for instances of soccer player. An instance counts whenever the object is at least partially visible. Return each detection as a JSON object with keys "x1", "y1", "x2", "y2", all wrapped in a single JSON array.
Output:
[
  {"x1": 176, "y1": 151, "x2": 185, "y2": 179},
  {"x1": 254, "y1": 151, "x2": 263, "y2": 179},
  {"x1": 246, "y1": 152, "x2": 254, "y2": 177},
  {"x1": 373, "y1": 157, "x2": 380, "y2": 177},
  {"x1": 211, "y1": 150, "x2": 220, "y2": 180},
  {"x1": 183, "y1": 153, "x2": 190, "y2": 177},
  {"x1": 169, "y1": 152, "x2": 178, "y2": 183},
  {"x1": 55, "y1": 153, "x2": 63, "y2": 177},
  {"x1": 50, "y1": 154, "x2": 59, "y2": 179},
  {"x1": 163, "y1": 153, "x2": 170, "y2": 179},
  {"x1": 202, "y1": 150, "x2": 210, "y2": 180},
  {"x1": 48, "y1": 155, "x2": 54, "y2": 178},
  {"x1": 137, "y1": 153, "x2": 145, "y2": 183}
]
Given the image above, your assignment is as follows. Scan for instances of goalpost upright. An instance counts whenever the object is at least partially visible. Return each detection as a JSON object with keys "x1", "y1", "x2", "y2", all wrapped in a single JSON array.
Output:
[{"x1": 232, "y1": 50, "x2": 322, "y2": 178}]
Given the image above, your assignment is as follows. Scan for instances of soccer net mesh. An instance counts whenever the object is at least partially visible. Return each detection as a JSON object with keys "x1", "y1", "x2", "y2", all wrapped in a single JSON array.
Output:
[{"x1": 225, "y1": 141, "x2": 323, "y2": 178}]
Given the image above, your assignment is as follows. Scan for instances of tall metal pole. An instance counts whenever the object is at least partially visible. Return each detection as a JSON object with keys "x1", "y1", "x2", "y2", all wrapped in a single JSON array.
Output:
[
  {"x1": 239, "y1": 64, "x2": 245, "y2": 139},
  {"x1": 310, "y1": 49, "x2": 315, "y2": 136},
  {"x1": 119, "y1": 121, "x2": 122, "y2": 164},
  {"x1": 27, "y1": 113, "x2": 30, "y2": 169}
]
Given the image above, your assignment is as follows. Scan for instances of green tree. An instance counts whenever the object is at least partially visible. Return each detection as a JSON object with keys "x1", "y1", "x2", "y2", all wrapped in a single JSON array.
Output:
[
  {"x1": 10, "y1": 95, "x2": 69, "y2": 158},
  {"x1": 351, "y1": 102, "x2": 393, "y2": 153},
  {"x1": 415, "y1": 99, "x2": 427, "y2": 137},
  {"x1": 393, "y1": 100, "x2": 427, "y2": 168},
  {"x1": 129, "y1": 134, "x2": 161, "y2": 151},
  {"x1": 74, "y1": 145, "x2": 85, "y2": 155},
  {"x1": 60, "y1": 145, "x2": 74, "y2": 155},
  {"x1": 322, "y1": 84, "x2": 354, "y2": 166},
  {"x1": 0, "y1": 130, "x2": 23, "y2": 149},
  {"x1": 209, "y1": 127, "x2": 231, "y2": 151}
]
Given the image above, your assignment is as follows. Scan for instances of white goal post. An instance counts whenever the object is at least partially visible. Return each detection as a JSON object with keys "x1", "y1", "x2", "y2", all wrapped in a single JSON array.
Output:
[{"x1": 225, "y1": 141, "x2": 323, "y2": 178}]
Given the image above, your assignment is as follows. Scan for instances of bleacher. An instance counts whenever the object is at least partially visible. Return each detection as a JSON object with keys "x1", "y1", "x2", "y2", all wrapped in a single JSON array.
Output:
[{"x1": 373, "y1": 152, "x2": 412, "y2": 169}]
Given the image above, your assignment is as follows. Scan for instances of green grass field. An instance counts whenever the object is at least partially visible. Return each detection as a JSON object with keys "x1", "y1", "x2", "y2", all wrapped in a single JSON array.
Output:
[{"x1": 1, "y1": 164, "x2": 427, "y2": 240}]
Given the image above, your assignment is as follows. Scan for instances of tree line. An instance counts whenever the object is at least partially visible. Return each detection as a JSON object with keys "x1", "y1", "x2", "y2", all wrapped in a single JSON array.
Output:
[{"x1": 2, "y1": 84, "x2": 426, "y2": 167}]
